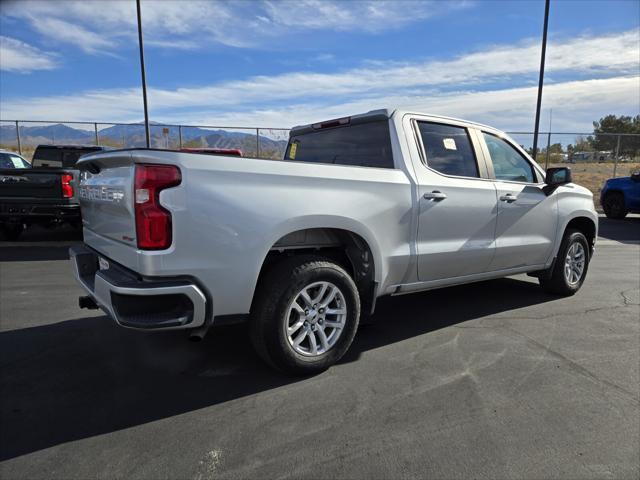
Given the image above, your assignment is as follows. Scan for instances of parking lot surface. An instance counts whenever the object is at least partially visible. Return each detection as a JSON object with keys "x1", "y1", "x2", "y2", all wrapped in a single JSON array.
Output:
[{"x1": 1, "y1": 217, "x2": 639, "y2": 479}]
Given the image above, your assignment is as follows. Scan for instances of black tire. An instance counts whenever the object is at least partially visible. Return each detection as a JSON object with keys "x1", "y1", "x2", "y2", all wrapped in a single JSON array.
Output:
[
  {"x1": 603, "y1": 192, "x2": 627, "y2": 219},
  {"x1": 1, "y1": 223, "x2": 23, "y2": 241},
  {"x1": 250, "y1": 255, "x2": 360, "y2": 375},
  {"x1": 539, "y1": 229, "x2": 590, "y2": 296}
]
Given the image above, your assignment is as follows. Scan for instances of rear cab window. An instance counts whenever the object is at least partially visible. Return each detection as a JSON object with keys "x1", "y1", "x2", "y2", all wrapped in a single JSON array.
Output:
[
  {"x1": 33, "y1": 147, "x2": 102, "y2": 168},
  {"x1": 285, "y1": 118, "x2": 394, "y2": 169}
]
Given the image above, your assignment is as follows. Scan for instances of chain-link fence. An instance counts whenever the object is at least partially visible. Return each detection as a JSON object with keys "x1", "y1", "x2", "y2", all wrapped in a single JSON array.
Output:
[
  {"x1": 1, "y1": 120, "x2": 639, "y2": 203},
  {"x1": 507, "y1": 131, "x2": 640, "y2": 203},
  {"x1": 0, "y1": 120, "x2": 290, "y2": 162}
]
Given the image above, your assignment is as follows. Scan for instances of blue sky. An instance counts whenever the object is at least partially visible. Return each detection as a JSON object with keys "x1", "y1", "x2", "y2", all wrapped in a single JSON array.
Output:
[{"x1": 0, "y1": 0, "x2": 638, "y2": 132}]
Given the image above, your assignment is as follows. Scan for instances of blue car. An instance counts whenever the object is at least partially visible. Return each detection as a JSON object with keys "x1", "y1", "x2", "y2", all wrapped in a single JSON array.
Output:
[{"x1": 600, "y1": 171, "x2": 640, "y2": 219}]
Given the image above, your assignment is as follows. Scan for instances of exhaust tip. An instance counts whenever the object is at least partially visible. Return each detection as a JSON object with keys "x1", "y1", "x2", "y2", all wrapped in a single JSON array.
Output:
[{"x1": 188, "y1": 324, "x2": 210, "y2": 342}]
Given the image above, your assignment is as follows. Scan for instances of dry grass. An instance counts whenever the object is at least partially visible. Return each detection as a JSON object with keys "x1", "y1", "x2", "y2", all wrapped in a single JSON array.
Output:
[{"x1": 546, "y1": 161, "x2": 640, "y2": 201}]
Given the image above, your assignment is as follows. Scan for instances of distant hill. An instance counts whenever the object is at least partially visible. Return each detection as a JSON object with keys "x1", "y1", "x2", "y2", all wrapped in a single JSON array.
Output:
[{"x1": 0, "y1": 122, "x2": 289, "y2": 159}]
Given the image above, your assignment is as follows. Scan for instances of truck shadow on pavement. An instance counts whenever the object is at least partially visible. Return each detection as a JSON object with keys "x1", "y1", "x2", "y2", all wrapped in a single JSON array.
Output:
[
  {"x1": 597, "y1": 216, "x2": 640, "y2": 244},
  {"x1": 0, "y1": 225, "x2": 82, "y2": 261},
  {"x1": 0, "y1": 277, "x2": 557, "y2": 461}
]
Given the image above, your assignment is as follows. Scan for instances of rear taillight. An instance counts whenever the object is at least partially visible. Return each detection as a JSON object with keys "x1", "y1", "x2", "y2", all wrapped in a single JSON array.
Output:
[
  {"x1": 61, "y1": 174, "x2": 73, "y2": 198},
  {"x1": 134, "y1": 164, "x2": 181, "y2": 250}
]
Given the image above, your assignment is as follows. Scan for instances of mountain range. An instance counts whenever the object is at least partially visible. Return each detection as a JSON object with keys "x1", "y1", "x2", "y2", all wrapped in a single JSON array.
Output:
[{"x1": 0, "y1": 122, "x2": 289, "y2": 159}]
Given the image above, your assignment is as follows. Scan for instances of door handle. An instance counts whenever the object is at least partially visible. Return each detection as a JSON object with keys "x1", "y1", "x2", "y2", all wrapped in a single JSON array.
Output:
[
  {"x1": 423, "y1": 191, "x2": 447, "y2": 201},
  {"x1": 499, "y1": 193, "x2": 518, "y2": 203}
]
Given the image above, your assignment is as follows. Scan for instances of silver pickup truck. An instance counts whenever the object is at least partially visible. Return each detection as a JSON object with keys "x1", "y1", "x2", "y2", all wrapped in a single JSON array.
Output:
[{"x1": 70, "y1": 109, "x2": 598, "y2": 374}]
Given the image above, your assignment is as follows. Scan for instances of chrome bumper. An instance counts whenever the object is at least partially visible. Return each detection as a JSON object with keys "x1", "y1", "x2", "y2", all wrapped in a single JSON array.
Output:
[{"x1": 70, "y1": 244, "x2": 207, "y2": 330}]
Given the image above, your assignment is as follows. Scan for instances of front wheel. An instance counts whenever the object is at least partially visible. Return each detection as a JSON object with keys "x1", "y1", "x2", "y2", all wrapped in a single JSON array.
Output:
[
  {"x1": 539, "y1": 229, "x2": 590, "y2": 296},
  {"x1": 250, "y1": 256, "x2": 360, "y2": 375}
]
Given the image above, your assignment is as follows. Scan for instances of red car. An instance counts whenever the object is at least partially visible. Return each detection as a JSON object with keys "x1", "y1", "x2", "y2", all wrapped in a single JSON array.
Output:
[{"x1": 179, "y1": 147, "x2": 242, "y2": 157}]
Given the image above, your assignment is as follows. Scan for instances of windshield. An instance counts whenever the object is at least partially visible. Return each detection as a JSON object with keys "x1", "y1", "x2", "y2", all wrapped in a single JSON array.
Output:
[{"x1": 0, "y1": 152, "x2": 31, "y2": 169}]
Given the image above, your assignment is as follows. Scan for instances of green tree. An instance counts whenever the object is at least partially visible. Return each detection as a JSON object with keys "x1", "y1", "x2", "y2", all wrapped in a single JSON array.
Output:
[
  {"x1": 573, "y1": 135, "x2": 594, "y2": 152},
  {"x1": 592, "y1": 114, "x2": 640, "y2": 155},
  {"x1": 545, "y1": 143, "x2": 564, "y2": 154}
]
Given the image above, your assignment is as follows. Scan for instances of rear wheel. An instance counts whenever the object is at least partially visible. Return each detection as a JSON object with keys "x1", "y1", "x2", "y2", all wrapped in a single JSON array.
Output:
[
  {"x1": 540, "y1": 229, "x2": 590, "y2": 296},
  {"x1": 250, "y1": 256, "x2": 360, "y2": 375},
  {"x1": 603, "y1": 192, "x2": 627, "y2": 219}
]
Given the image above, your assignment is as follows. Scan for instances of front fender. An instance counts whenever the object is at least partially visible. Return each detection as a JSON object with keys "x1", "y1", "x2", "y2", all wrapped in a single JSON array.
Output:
[{"x1": 548, "y1": 185, "x2": 598, "y2": 263}]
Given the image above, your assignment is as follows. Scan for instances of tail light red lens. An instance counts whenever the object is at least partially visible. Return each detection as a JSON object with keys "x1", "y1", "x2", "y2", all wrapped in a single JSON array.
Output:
[
  {"x1": 134, "y1": 164, "x2": 181, "y2": 250},
  {"x1": 61, "y1": 173, "x2": 73, "y2": 198}
]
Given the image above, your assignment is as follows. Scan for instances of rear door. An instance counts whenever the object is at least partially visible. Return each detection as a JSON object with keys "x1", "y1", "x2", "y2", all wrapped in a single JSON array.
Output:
[
  {"x1": 411, "y1": 119, "x2": 498, "y2": 282},
  {"x1": 479, "y1": 131, "x2": 557, "y2": 270}
]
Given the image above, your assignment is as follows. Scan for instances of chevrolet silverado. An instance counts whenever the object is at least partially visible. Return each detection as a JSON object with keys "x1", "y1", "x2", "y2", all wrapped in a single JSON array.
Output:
[{"x1": 70, "y1": 109, "x2": 598, "y2": 374}]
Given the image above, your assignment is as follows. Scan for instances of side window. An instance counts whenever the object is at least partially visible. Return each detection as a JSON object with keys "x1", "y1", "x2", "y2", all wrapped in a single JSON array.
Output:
[
  {"x1": 416, "y1": 122, "x2": 479, "y2": 178},
  {"x1": 482, "y1": 133, "x2": 536, "y2": 183}
]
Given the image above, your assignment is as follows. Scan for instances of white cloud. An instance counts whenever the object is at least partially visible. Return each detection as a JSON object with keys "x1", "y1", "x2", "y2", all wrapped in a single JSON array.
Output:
[
  {"x1": 2, "y1": 0, "x2": 471, "y2": 52},
  {"x1": 0, "y1": 36, "x2": 57, "y2": 73},
  {"x1": 3, "y1": 28, "x2": 631, "y2": 113},
  {"x1": 29, "y1": 17, "x2": 115, "y2": 54},
  {"x1": 0, "y1": 28, "x2": 637, "y2": 132},
  {"x1": 262, "y1": 0, "x2": 462, "y2": 32},
  {"x1": 1, "y1": 76, "x2": 637, "y2": 133},
  {"x1": 161, "y1": 76, "x2": 640, "y2": 133}
]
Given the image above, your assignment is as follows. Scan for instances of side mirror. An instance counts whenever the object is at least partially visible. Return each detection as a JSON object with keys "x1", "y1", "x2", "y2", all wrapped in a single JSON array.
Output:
[
  {"x1": 545, "y1": 167, "x2": 572, "y2": 186},
  {"x1": 630, "y1": 170, "x2": 640, "y2": 182}
]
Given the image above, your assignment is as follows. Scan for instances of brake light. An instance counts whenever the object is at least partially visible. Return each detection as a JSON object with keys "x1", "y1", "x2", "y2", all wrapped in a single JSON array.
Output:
[
  {"x1": 61, "y1": 174, "x2": 73, "y2": 198},
  {"x1": 312, "y1": 116, "x2": 350, "y2": 130},
  {"x1": 134, "y1": 164, "x2": 181, "y2": 250}
]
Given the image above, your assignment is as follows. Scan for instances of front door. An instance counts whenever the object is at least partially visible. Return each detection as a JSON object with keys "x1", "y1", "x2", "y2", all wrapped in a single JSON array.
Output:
[{"x1": 480, "y1": 132, "x2": 557, "y2": 271}]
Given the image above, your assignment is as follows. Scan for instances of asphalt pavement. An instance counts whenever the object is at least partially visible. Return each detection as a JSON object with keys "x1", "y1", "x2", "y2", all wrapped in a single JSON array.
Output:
[{"x1": 0, "y1": 217, "x2": 638, "y2": 479}]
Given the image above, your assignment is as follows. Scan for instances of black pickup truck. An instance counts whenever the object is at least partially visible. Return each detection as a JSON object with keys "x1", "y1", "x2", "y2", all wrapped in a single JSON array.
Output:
[{"x1": 0, "y1": 145, "x2": 108, "y2": 240}]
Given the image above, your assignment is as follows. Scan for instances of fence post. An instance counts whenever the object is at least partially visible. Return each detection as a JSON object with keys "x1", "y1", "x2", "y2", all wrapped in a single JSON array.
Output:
[
  {"x1": 544, "y1": 131, "x2": 551, "y2": 169},
  {"x1": 256, "y1": 128, "x2": 260, "y2": 158},
  {"x1": 178, "y1": 125, "x2": 183, "y2": 149},
  {"x1": 613, "y1": 134, "x2": 621, "y2": 178},
  {"x1": 94, "y1": 123, "x2": 99, "y2": 146},
  {"x1": 15, "y1": 121, "x2": 22, "y2": 155}
]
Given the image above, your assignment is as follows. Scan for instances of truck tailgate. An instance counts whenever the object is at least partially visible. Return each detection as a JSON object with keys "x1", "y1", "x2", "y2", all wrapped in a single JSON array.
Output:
[
  {"x1": 78, "y1": 154, "x2": 137, "y2": 246},
  {"x1": 0, "y1": 169, "x2": 63, "y2": 199}
]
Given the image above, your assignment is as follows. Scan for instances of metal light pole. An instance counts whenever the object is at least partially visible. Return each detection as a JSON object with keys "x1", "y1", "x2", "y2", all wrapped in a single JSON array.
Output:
[
  {"x1": 136, "y1": 0, "x2": 151, "y2": 148},
  {"x1": 532, "y1": 0, "x2": 550, "y2": 162}
]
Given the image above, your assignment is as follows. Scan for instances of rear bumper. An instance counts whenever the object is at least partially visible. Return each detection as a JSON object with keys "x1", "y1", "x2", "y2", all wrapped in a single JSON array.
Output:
[
  {"x1": 70, "y1": 244, "x2": 207, "y2": 330},
  {"x1": 0, "y1": 201, "x2": 80, "y2": 223}
]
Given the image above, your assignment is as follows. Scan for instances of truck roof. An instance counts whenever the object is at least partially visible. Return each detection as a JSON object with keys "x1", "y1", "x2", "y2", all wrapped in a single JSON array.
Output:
[{"x1": 290, "y1": 108, "x2": 496, "y2": 135}]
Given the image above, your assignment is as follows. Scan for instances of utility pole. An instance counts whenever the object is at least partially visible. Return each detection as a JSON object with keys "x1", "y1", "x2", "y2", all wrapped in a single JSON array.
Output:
[
  {"x1": 532, "y1": 0, "x2": 550, "y2": 163},
  {"x1": 136, "y1": 0, "x2": 151, "y2": 148},
  {"x1": 545, "y1": 108, "x2": 552, "y2": 169}
]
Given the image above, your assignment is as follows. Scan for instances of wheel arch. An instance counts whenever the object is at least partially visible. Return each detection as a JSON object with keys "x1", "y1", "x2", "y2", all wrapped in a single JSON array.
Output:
[
  {"x1": 602, "y1": 188, "x2": 625, "y2": 199},
  {"x1": 564, "y1": 216, "x2": 597, "y2": 256},
  {"x1": 254, "y1": 220, "x2": 383, "y2": 316}
]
